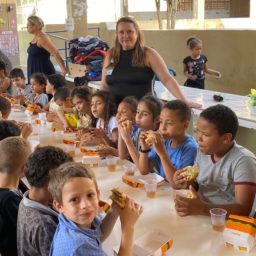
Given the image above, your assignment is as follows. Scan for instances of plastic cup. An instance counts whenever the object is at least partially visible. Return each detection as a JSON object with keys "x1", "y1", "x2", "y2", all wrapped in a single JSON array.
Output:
[
  {"x1": 54, "y1": 131, "x2": 63, "y2": 144},
  {"x1": 106, "y1": 157, "x2": 117, "y2": 172},
  {"x1": 64, "y1": 143, "x2": 76, "y2": 158},
  {"x1": 38, "y1": 112, "x2": 47, "y2": 125},
  {"x1": 209, "y1": 208, "x2": 227, "y2": 232},
  {"x1": 144, "y1": 181, "x2": 157, "y2": 198},
  {"x1": 123, "y1": 164, "x2": 136, "y2": 176}
]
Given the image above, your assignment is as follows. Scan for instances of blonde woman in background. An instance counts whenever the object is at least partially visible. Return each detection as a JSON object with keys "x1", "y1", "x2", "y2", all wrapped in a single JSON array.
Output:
[{"x1": 26, "y1": 15, "x2": 67, "y2": 81}]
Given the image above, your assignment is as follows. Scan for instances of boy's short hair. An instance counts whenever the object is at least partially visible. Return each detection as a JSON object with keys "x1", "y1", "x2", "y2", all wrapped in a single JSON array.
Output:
[
  {"x1": 30, "y1": 72, "x2": 47, "y2": 85},
  {"x1": 54, "y1": 87, "x2": 71, "y2": 102},
  {"x1": 9, "y1": 68, "x2": 25, "y2": 79},
  {"x1": 139, "y1": 95, "x2": 163, "y2": 120},
  {"x1": 48, "y1": 74, "x2": 66, "y2": 90},
  {"x1": 200, "y1": 104, "x2": 238, "y2": 140},
  {"x1": 163, "y1": 99, "x2": 191, "y2": 121},
  {"x1": 0, "y1": 96, "x2": 11, "y2": 118},
  {"x1": 0, "y1": 137, "x2": 31, "y2": 173},
  {"x1": 25, "y1": 146, "x2": 73, "y2": 188},
  {"x1": 0, "y1": 120, "x2": 21, "y2": 141},
  {"x1": 121, "y1": 96, "x2": 138, "y2": 113},
  {"x1": 49, "y1": 162, "x2": 98, "y2": 203}
]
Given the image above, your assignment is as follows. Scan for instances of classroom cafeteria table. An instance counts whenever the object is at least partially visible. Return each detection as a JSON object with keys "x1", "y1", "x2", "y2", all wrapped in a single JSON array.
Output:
[{"x1": 9, "y1": 109, "x2": 256, "y2": 256}]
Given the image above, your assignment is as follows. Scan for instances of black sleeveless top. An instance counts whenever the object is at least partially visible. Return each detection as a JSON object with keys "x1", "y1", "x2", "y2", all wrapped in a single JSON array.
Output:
[
  {"x1": 27, "y1": 43, "x2": 55, "y2": 81},
  {"x1": 106, "y1": 48, "x2": 154, "y2": 104}
]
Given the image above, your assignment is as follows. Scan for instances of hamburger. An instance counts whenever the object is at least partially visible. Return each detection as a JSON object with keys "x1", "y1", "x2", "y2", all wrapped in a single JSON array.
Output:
[
  {"x1": 121, "y1": 120, "x2": 133, "y2": 130},
  {"x1": 110, "y1": 188, "x2": 126, "y2": 209},
  {"x1": 183, "y1": 166, "x2": 199, "y2": 181},
  {"x1": 145, "y1": 133, "x2": 155, "y2": 146}
]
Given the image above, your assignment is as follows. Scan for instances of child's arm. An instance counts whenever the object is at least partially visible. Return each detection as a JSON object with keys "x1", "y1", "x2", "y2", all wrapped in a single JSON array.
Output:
[
  {"x1": 151, "y1": 132, "x2": 178, "y2": 187},
  {"x1": 100, "y1": 205, "x2": 119, "y2": 242},
  {"x1": 204, "y1": 63, "x2": 221, "y2": 78},
  {"x1": 56, "y1": 107, "x2": 70, "y2": 130},
  {"x1": 175, "y1": 184, "x2": 255, "y2": 217},
  {"x1": 138, "y1": 131, "x2": 154, "y2": 174},
  {"x1": 118, "y1": 123, "x2": 140, "y2": 165},
  {"x1": 43, "y1": 101, "x2": 50, "y2": 111},
  {"x1": 117, "y1": 198, "x2": 143, "y2": 256},
  {"x1": 183, "y1": 64, "x2": 197, "y2": 81}
]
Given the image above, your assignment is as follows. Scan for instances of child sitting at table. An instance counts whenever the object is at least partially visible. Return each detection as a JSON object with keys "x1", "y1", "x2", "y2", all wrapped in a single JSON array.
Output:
[
  {"x1": 53, "y1": 87, "x2": 78, "y2": 130},
  {"x1": 138, "y1": 100, "x2": 198, "y2": 187},
  {"x1": 71, "y1": 86, "x2": 92, "y2": 129},
  {"x1": 173, "y1": 104, "x2": 256, "y2": 216},
  {"x1": 44, "y1": 73, "x2": 66, "y2": 112},
  {"x1": 80, "y1": 91, "x2": 117, "y2": 147},
  {"x1": 0, "y1": 60, "x2": 15, "y2": 96},
  {"x1": 0, "y1": 95, "x2": 11, "y2": 120},
  {"x1": 118, "y1": 95, "x2": 162, "y2": 166},
  {"x1": 48, "y1": 162, "x2": 143, "y2": 256},
  {"x1": 9, "y1": 68, "x2": 31, "y2": 104},
  {"x1": 0, "y1": 137, "x2": 31, "y2": 256},
  {"x1": 27, "y1": 72, "x2": 48, "y2": 107},
  {"x1": 17, "y1": 146, "x2": 72, "y2": 256}
]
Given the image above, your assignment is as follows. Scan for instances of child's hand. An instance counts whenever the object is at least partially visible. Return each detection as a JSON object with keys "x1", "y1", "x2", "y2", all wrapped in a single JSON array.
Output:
[
  {"x1": 139, "y1": 131, "x2": 151, "y2": 151},
  {"x1": 189, "y1": 75, "x2": 197, "y2": 81},
  {"x1": 216, "y1": 72, "x2": 221, "y2": 79},
  {"x1": 150, "y1": 131, "x2": 165, "y2": 156},
  {"x1": 97, "y1": 144, "x2": 114, "y2": 158},
  {"x1": 118, "y1": 198, "x2": 143, "y2": 230},
  {"x1": 118, "y1": 122, "x2": 132, "y2": 142},
  {"x1": 173, "y1": 169, "x2": 188, "y2": 189},
  {"x1": 90, "y1": 128, "x2": 106, "y2": 139},
  {"x1": 174, "y1": 185, "x2": 204, "y2": 216}
]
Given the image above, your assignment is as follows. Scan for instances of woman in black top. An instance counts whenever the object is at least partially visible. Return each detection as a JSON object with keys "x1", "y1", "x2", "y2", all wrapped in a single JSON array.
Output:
[{"x1": 101, "y1": 16, "x2": 200, "y2": 108}]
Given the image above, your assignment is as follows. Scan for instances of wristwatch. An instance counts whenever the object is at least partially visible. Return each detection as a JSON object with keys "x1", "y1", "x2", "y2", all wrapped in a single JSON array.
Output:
[{"x1": 139, "y1": 146, "x2": 150, "y2": 153}]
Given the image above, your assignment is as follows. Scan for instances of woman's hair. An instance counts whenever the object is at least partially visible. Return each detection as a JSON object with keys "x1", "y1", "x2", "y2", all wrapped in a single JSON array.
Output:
[
  {"x1": 139, "y1": 95, "x2": 163, "y2": 120},
  {"x1": 0, "y1": 60, "x2": 7, "y2": 76},
  {"x1": 187, "y1": 37, "x2": 202, "y2": 50},
  {"x1": 71, "y1": 86, "x2": 91, "y2": 103},
  {"x1": 91, "y1": 91, "x2": 116, "y2": 129},
  {"x1": 48, "y1": 74, "x2": 66, "y2": 90},
  {"x1": 109, "y1": 16, "x2": 146, "y2": 67},
  {"x1": 30, "y1": 72, "x2": 47, "y2": 86},
  {"x1": 27, "y1": 15, "x2": 44, "y2": 30}
]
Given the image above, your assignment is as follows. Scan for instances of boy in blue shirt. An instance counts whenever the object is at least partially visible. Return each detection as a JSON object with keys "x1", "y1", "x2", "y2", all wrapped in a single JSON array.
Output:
[
  {"x1": 49, "y1": 162, "x2": 143, "y2": 256},
  {"x1": 138, "y1": 99, "x2": 198, "y2": 187}
]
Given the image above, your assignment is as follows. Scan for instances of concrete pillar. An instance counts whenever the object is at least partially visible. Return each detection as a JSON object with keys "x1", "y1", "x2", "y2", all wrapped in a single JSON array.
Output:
[
  {"x1": 66, "y1": 0, "x2": 88, "y2": 39},
  {"x1": 193, "y1": 0, "x2": 205, "y2": 28}
]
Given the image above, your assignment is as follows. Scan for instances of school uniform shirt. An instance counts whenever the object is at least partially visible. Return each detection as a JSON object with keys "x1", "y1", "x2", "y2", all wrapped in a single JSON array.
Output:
[
  {"x1": 49, "y1": 97, "x2": 59, "y2": 112},
  {"x1": 0, "y1": 188, "x2": 23, "y2": 256},
  {"x1": 195, "y1": 142, "x2": 256, "y2": 205},
  {"x1": 16, "y1": 84, "x2": 32, "y2": 98},
  {"x1": 17, "y1": 191, "x2": 58, "y2": 256},
  {"x1": 28, "y1": 93, "x2": 49, "y2": 107},
  {"x1": 50, "y1": 213, "x2": 106, "y2": 256},
  {"x1": 148, "y1": 135, "x2": 198, "y2": 179},
  {"x1": 96, "y1": 116, "x2": 117, "y2": 140}
]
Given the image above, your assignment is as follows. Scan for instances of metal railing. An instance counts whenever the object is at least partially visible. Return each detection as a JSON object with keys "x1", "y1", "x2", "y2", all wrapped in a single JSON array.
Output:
[{"x1": 45, "y1": 26, "x2": 100, "y2": 68}]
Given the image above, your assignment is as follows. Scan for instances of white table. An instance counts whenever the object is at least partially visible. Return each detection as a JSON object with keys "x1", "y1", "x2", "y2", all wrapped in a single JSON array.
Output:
[{"x1": 9, "y1": 110, "x2": 256, "y2": 256}]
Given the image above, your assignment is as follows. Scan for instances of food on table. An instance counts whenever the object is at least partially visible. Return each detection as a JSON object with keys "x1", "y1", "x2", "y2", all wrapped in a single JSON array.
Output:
[{"x1": 110, "y1": 188, "x2": 126, "y2": 209}]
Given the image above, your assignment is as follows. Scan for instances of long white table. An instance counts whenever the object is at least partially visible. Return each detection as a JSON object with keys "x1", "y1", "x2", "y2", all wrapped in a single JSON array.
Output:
[
  {"x1": 9, "y1": 110, "x2": 255, "y2": 256},
  {"x1": 88, "y1": 81, "x2": 256, "y2": 130}
]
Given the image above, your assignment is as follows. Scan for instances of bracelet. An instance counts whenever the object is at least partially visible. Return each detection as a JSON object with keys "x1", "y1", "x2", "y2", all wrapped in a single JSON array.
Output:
[{"x1": 139, "y1": 146, "x2": 150, "y2": 153}]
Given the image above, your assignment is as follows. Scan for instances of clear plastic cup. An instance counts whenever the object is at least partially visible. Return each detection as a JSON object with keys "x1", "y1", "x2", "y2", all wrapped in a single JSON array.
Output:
[
  {"x1": 209, "y1": 208, "x2": 227, "y2": 232},
  {"x1": 123, "y1": 164, "x2": 136, "y2": 176},
  {"x1": 64, "y1": 143, "x2": 76, "y2": 158},
  {"x1": 106, "y1": 157, "x2": 117, "y2": 172},
  {"x1": 54, "y1": 131, "x2": 63, "y2": 144},
  {"x1": 144, "y1": 181, "x2": 157, "y2": 198}
]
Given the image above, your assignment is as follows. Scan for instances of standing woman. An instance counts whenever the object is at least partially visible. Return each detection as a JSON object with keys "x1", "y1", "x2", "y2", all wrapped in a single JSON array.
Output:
[
  {"x1": 101, "y1": 16, "x2": 200, "y2": 108},
  {"x1": 26, "y1": 16, "x2": 67, "y2": 81}
]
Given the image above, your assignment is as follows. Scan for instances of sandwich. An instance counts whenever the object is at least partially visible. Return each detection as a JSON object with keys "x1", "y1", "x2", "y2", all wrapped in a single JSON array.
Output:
[
  {"x1": 121, "y1": 120, "x2": 133, "y2": 130},
  {"x1": 145, "y1": 133, "x2": 155, "y2": 146},
  {"x1": 182, "y1": 166, "x2": 199, "y2": 181},
  {"x1": 110, "y1": 188, "x2": 126, "y2": 209}
]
